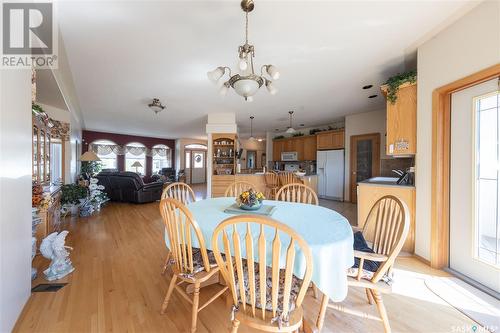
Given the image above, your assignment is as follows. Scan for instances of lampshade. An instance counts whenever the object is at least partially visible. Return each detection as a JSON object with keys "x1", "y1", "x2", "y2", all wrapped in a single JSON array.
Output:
[
  {"x1": 286, "y1": 127, "x2": 296, "y2": 134},
  {"x1": 80, "y1": 151, "x2": 101, "y2": 162},
  {"x1": 207, "y1": 67, "x2": 224, "y2": 83},
  {"x1": 131, "y1": 161, "x2": 143, "y2": 168}
]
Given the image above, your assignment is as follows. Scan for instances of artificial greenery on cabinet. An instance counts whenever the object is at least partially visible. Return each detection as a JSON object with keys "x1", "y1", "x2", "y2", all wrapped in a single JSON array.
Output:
[{"x1": 385, "y1": 71, "x2": 417, "y2": 104}]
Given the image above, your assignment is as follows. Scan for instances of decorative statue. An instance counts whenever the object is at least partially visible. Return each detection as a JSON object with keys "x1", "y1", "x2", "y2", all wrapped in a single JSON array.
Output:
[{"x1": 40, "y1": 231, "x2": 75, "y2": 281}]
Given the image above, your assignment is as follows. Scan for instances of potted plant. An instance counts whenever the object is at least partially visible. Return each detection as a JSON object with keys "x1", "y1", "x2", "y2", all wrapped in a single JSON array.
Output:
[{"x1": 61, "y1": 184, "x2": 88, "y2": 216}]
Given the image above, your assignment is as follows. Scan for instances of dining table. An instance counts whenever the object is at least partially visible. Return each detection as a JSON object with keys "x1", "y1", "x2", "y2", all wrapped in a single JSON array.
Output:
[{"x1": 171, "y1": 197, "x2": 355, "y2": 303}]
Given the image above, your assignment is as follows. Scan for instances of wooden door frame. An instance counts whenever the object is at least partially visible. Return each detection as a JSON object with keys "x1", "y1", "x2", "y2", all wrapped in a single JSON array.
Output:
[
  {"x1": 431, "y1": 63, "x2": 500, "y2": 269},
  {"x1": 186, "y1": 149, "x2": 207, "y2": 184},
  {"x1": 349, "y1": 133, "x2": 381, "y2": 203}
]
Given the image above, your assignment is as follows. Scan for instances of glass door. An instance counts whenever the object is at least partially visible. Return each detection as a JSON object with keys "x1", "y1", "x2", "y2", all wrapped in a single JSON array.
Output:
[{"x1": 450, "y1": 78, "x2": 500, "y2": 293}]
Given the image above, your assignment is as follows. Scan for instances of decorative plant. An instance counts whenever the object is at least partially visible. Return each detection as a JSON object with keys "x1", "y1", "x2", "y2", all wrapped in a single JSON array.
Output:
[
  {"x1": 292, "y1": 133, "x2": 304, "y2": 137},
  {"x1": 88, "y1": 178, "x2": 108, "y2": 206},
  {"x1": 61, "y1": 184, "x2": 88, "y2": 205},
  {"x1": 80, "y1": 161, "x2": 102, "y2": 180},
  {"x1": 385, "y1": 70, "x2": 417, "y2": 104},
  {"x1": 274, "y1": 135, "x2": 285, "y2": 140},
  {"x1": 236, "y1": 189, "x2": 265, "y2": 207}
]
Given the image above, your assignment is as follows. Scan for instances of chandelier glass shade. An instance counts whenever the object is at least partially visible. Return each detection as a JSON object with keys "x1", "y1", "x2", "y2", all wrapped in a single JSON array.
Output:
[
  {"x1": 286, "y1": 110, "x2": 296, "y2": 134},
  {"x1": 207, "y1": 0, "x2": 279, "y2": 102}
]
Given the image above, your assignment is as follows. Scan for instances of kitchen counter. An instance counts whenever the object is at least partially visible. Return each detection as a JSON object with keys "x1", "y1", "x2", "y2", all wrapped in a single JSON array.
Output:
[{"x1": 358, "y1": 177, "x2": 415, "y2": 188}]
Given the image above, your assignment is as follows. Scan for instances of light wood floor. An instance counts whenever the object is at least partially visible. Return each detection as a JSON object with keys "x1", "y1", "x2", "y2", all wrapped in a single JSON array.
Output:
[{"x1": 15, "y1": 200, "x2": 476, "y2": 333}]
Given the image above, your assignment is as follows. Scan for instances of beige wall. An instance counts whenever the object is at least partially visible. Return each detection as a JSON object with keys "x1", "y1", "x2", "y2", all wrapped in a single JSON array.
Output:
[
  {"x1": 344, "y1": 109, "x2": 388, "y2": 200},
  {"x1": 239, "y1": 139, "x2": 266, "y2": 169},
  {"x1": 416, "y1": 0, "x2": 500, "y2": 260},
  {"x1": 0, "y1": 69, "x2": 32, "y2": 332}
]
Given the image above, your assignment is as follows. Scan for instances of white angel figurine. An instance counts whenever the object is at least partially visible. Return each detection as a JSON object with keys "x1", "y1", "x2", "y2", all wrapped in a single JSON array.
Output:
[{"x1": 40, "y1": 231, "x2": 75, "y2": 281}]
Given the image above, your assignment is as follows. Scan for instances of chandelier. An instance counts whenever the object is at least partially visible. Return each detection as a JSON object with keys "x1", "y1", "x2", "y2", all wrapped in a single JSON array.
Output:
[
  {"x1": 207, "y1": 0, "x2": 279, "y2": 102},
  {"x1": 148, "y1": 98, "x2": 165, "y2": 114}
]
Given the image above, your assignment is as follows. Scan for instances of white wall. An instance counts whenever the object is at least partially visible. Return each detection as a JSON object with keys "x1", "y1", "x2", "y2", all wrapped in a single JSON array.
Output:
[
  {"x1": 344, "y1": 109, "x2": 388, "y2": 200},
  {"x1": 0, "y1": 69, "x2": 33, "y2": 332},
  {"x1": 416, "y1": 0, "x2": 500, "y2": 260}
]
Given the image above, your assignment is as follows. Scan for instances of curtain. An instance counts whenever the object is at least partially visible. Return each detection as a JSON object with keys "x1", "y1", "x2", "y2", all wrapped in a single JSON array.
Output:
[{"x1": 89, "y1": 143, "x2": 124, "y2": 155}]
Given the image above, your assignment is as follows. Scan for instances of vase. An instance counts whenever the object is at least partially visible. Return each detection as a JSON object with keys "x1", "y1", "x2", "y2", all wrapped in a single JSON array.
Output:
[
  {"x1": 70, "y1": 204, "x2": 79, "y2": 216},
  {"x1": 240, "y1": 201, "x2": 262, "y2": 211}
]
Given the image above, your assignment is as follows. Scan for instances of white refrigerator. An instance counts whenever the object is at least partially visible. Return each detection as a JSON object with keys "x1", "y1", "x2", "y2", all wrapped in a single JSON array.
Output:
[{"x1": 317, "y1": 149, "x2": 344, "y2": 201}]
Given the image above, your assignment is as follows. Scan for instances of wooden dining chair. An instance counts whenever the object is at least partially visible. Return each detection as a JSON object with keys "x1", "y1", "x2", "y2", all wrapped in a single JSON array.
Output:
[
  {"x1": 224, "y1": 181, "x2": 256, "y2": 197},
  {"x1": 315, "y1": 195, "x2": 410, "y2": 333},
  {"x1": 159, "y1": 198, "x2": 228, "y2": 333},
  {"x1": 278, "y1": 171, "x2": 302, "y2": 187},
  {"x1": 161, "y1": 182, "x2": 196, "y2": 203},
  {"x1": 211, "y1": 215, "x2": 315, "y2": 333},
  {"x1": 161, "y1": 182, "x2": 196, "y2": 275},
  {"x1": 276, "y1": 183, "x2": 319, "y2": 206},
  {"x1": 264, "y1": 172, "x2": 280, "y2": 200}
]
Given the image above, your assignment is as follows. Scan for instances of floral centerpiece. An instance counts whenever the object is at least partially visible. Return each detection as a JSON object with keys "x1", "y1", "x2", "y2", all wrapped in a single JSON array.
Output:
[{"x1": 236, "y1": 189, "x2": 265, "y2": 210}]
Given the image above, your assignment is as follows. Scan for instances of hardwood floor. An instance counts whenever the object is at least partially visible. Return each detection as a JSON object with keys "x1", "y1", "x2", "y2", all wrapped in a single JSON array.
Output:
[{"x1": 15, "y1": 201, "x2": 476, "y2": 333}]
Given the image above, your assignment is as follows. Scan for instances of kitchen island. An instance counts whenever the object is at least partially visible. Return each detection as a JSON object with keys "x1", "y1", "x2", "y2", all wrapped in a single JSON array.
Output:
[{"x1": 211, "y1": 173, "x2": 318, "y2": 198}]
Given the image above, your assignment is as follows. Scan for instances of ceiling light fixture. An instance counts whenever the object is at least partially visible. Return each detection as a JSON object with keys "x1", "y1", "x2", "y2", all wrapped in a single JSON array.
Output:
[
  {"x1": 207, "y1": 0, "x2": 279, "y2": 102},
  {"x1": 148, "y1": 98, "x2": 165, "y2": 114},
  {"x1": 249, "y1": 116, "x2": 255, "y2": 140},
  {"x1": 286, "y1": 111, "x2": 296, "y2": 134},
  {"x1": 362, "y1": 84, "x2": 373, "y2": 89},
  {"x1": 368, "y1": 94, "x2": 378, "y2": 98}
]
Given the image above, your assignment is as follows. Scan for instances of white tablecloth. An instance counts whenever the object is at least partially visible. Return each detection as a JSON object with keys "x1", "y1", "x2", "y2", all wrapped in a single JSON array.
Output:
[{"x1": 168, "y1": 197, "x2": 354, "y2": 302}]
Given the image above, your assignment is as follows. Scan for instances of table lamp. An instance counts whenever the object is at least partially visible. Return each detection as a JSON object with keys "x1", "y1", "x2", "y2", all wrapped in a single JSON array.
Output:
[
  {"x1": 80, "y1": 151, "x2": 101, "y2": 162},
  {"x1": 131, "y1": 161, "x2": 143, "y2": 173}
]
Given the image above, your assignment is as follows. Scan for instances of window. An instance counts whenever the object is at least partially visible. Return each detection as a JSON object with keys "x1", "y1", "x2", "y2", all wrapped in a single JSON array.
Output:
[
  {"x1": 185, "y1": 144, "x2": 207, "y2": 150},
  {"x1": 50, "y1": 139, "x2": 63, "y2": 183},
  {"x1": 475, "y1": 91, "x2": 500, "y2": 266},
  {"x1": 152, "y1": 144, "x2": 172, "y2": 174},
  {"x1": 193, "y1": 152, "x2": 204, "y2": 168},
  {"x1": 125, "y1": 142, "x2": 146, "y2": 175},
  {"x1": 91, "y1": 139, "x2": 117, "y2": 170}
]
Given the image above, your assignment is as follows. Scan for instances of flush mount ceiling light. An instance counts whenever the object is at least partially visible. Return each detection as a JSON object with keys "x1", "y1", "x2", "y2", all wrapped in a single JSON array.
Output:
[
  {"x1": 249, "y1": 116, "x2": 255, "y2": 140},
  {"x1": 286, "y1": 111, "x2": 296, "y2": 134},
  {"x1": 207, "y1": 0, "x2": 279, "y2": 102},
  {"x1": 148, "y1": 98, "x2": 165, "y2": 114}
]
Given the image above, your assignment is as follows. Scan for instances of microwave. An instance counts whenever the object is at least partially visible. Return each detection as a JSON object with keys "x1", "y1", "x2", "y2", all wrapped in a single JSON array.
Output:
[{"x1": 281, "y1": 151, "x2": 298, "y2": 161}]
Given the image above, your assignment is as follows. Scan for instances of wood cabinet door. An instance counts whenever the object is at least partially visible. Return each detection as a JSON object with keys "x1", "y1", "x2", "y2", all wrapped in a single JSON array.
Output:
[
  {"x1": 284, "y1": 139, "x2": 294, "y2": 152},
  {"x1": 331, "y1": 131, "x2": 345, "y2": 149},
  {"x1": 303, "y1": 136, "x2": 317, "y2": 160},
  {"x1": 386, "y1": 84, "x2": 417, "y2": 155},
  {"x1": 273, "y1": 140, "x2": 285, "y2": 161},
  {"x1": 292, "y1": 137, "x2": 305, "y2": 160},
  {"x1": 317, "y1": 132, "x2": 333, "y2": 150}
]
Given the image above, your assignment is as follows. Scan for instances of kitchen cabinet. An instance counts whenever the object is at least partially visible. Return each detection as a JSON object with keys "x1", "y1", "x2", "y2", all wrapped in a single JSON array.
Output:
[
  {"x1": 381, "y1": 82, "x2": 417, "y2": 155},
  {"x1": 272, "y1": 135, "x2": 317, "y2": 161},
  {"x1": 303, "y1": 136, "x2": 317, "y2": 160},
  {"x1": 316, "y1": 130, "x2": 345, "y2": 150}
]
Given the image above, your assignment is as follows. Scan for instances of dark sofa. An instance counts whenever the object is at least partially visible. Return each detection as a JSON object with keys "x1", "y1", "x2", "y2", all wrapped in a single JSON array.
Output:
[{"x1": 96, "y1": 171, "x2": 163, "y2": 203}]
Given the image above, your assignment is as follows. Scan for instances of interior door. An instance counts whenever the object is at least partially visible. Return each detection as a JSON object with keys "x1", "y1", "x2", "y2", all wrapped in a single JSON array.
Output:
[
  {"x1": 190, "y1": 150, "x2": 206, "y2": 184},
  {"x1": 450, "y1": 78, "x2": 500, "y2": 293},
  {"x1": 350, "y1": 133, "x2": 380, "y2": 203}
]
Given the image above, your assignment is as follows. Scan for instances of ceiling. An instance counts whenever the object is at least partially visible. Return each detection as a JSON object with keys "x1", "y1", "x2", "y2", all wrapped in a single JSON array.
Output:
[
  {"x1": 36, "y1": 69, "x2": 68, "y2": 111},
  {"x1": 58, "y1": 0, "x2": 474, "y2": 139}
]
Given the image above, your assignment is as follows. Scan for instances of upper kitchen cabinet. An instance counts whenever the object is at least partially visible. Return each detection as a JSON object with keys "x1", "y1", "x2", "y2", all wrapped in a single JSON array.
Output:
[
  {"x1": 272, "y1": 135, "x2": 317, "y2": 161},
  {"x1": 316, "y1": 129, "x2": 345, "y2": 150},
  {"x1": 381, "y1": 81, "x2": 417, "y2": 156}
]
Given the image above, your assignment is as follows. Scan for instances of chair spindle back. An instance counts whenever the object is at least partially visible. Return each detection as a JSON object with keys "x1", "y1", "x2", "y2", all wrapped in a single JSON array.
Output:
[
  {"x1": 159, "y1": 198, "x2": 211, "y2": 275},
  {"x1": 161, "y1": 182, "x2": 196, "y2": 205},
  {"x1": 276, "y1": 183, "x2": 319, "y2": 205},
  {"x1": 212, "y1": 215, "x2": 313, "y2": 321},
  {"x1": 224, "y1": 181, "x2": 256, "y2": 197}
]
